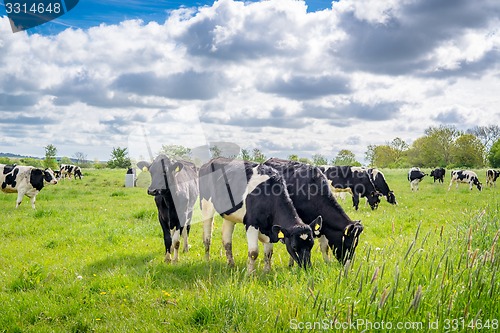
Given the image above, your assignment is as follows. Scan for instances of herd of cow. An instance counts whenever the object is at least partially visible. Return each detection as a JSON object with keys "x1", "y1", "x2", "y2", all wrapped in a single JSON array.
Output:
[
  {"x1": 1, "y1": 157, "x2": 498, "y2": 273},
  {"x1": 0, "y1": 164, "x2": 82, "y2": 208},
  {"x1": 408, "y1": 167, "x2": 499, "y2": 192}
]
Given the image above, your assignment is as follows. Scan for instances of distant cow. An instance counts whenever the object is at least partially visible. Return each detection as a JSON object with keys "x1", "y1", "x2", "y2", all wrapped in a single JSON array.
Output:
[
  {"x1": 449, "y1": 170, "x2": 482, "y2": 191},
  {"x1": 200, "y1": 157, "x2": 321, "y2": 273},
  {"x1": 0, "y1": 164, "x2": 58, "y2": 208},
  {"x1": 367, "y1": 168, "x2": 397, "y2": 205},
  {"x1": 319, "y1": 166, "x2": 381, "y2": 210},
  {"x1": 265, "y1": 158, "x2": 363, "y2": 264},
  {"x1": 486, "y1": 169, "x2": 500, "y2": 187},
  {"x1": 408, "y1": 167, "x2": 426, "y2": 191},
  {"x1": 59, "y1": 164, "x2": 83, "y2": 180},
  {"x1": 430, "y1": 167, "x2": 446, "y2": 183},
  {"x1": 141, "y1": 155, "x2": 199, "y2": 263}
]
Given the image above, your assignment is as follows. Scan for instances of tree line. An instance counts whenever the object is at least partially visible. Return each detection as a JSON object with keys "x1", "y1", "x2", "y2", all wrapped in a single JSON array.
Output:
[
  {"x1": 2, "y1": 125, "x2": 499, "y2": 170},
  {"x1": 158, "y1": 125, "x2": 500, "y2": 169},
  {"x1": 366, "y1": 125, "x2": 500, "y2": 168}
]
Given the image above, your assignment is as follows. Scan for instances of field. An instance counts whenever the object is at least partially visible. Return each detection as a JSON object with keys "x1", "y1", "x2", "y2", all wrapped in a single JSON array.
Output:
[{"x1": 0, "y1": 168, "x2": 499, "y2": 332}]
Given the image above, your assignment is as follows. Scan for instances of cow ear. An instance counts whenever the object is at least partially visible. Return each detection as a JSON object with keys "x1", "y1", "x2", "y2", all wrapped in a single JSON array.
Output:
[
  {"x1": 137, "y1": 161, "x2": 151, "y2": 171},
  {"x1": 272, "y1": 225, "x2": 289, "y2": 240},
  {"x1": 309, "y1": 216, "x2": 322, "y2": 235},
  {"x1": 172, "y1": 162, "x2": 184, "y2": 173}
]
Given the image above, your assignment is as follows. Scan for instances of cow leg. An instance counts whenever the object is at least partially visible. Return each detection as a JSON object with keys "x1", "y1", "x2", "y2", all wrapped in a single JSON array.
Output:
[
  {"x1": 171, "y1": 228, "x2": 181, "y2": 262},
  {"x1": 201, "y1": 198, "x2": 215, "y2": 261},
  {"x1": 246, "y1": 226, "x2": 259, "y2": 274},
  {"x1": 352, "y1": 195, "x2": 359, "y2": 210},
  {"x1": 222, "y1": 219, "x2": 236, "y2": 267},
  {"x1": 319, "y1": 235, "x2": 330, "y2": 263},
  {"x1": 30, "y1": 195, "x2": 36, "y2": 209},
  {"x1": 15, "y1": 192, "x2": 25, "y2": 208},
  {"x1": 262, "y1": 242, "x2": 273, "y2": 273},
  {"x1": 448, "y1": 180, "x2": 453, "y2": 191},
  {"x1": 182, "y1": 223, "x2": 190, "y2": 253}
]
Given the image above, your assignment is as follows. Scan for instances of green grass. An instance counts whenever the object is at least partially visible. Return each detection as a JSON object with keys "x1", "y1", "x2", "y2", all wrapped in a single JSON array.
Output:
[{"x1": 0, "y1": 168, "x2": 498, "y2": 332}]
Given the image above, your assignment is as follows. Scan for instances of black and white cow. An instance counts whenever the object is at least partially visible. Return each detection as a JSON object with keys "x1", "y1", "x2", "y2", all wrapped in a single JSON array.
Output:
[
  {"x1": 449, "y1": 170, "x2": 482, "y2": 191},
  {"x1": 59, "y1": 164, "x2": 83, "y2": 180},
  {"x1": 199, "y1": 157, "x2": 321, "y2": 273},
  {"x1": 408, "y1": 167, "x2": 426, "y2": 191},
  {"x1": 141, "y1": 155, "x2": 199, "y2": 263},
  {"x1": 0, "y1": 164, "x2": 58, "y2": 208},
  {"x1": 486, "y1": 169, "x2": 500, "y2": 187},
  {"x1": 430, "y1": 167, "x2": 446, "y2": 183},
  {"x1": 319, "y1": 166, "x2": 381, "y2": 210},
  {"x1": 366, "y1": 168, "x2": 397, "y2": 205},
  {"x1": 265, "y1": 158, "x2": 363, "y2": 264}
]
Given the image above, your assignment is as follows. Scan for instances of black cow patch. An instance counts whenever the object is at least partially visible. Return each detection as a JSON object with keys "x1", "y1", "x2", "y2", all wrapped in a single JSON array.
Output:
[
  {"x1": 29, "y1": 169, "x2": 45, "y2": 191},
  {"x1": 2, "y1": 167, "x2": 19, "y2": 189}
]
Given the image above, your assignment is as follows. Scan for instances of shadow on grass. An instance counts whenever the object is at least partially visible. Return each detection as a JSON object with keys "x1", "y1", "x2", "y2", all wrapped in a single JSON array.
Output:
[{"x1": 81, "y1": 251, "x2": 323, "y2": 288}]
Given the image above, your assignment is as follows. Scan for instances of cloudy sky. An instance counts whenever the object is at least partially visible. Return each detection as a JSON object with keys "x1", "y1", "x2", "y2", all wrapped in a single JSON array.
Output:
[{"x1": 1, "y1": 0, "x2": 499, "y2": 163}]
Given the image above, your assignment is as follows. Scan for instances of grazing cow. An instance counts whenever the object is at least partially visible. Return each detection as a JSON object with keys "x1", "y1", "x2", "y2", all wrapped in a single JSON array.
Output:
[
  {"x1": 141, "y1": 155, "x2": 199, "y2": 263},
  {"x1": 408, "y1": 167, "x2": 426, "y2": 191},
  {"x1": 265, "y1": 158, "x2": 363, "y2": 264},
  {"x1": 0, "y1": 164, "x2": 58, "y2": 208},
  {"x1": 59, "y1": 164, "x2": 83, "y2": 180},
  {"x1": 486, "y1": 169, "x2": 500, "y2": 187},
  {"x1": 430, "y1": 167, "x2": 446, "y2": 183},
  {"x1": 448, "y1": 170, "x2": 482, "y2": 191},
  {"x1": 199, "y1": 157, "x2": 321, "y2": 273},
  {"x1": 319, "y1": 166, "x2": 381, "y2": 210},
  {"x1": 367, "y1": 168, "x2": 397, "y2": 205}
]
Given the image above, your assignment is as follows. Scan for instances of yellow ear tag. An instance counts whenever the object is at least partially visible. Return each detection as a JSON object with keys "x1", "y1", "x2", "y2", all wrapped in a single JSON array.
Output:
[
  {"x1": 315, "y1": 224, "x2": 320, "y2": 231},
  {"x1": 278, "y1": 231, "x2": 285, "y2": 239},
  {"x1": 175, "y1": 166, "x2": 181, "y2": 172}
]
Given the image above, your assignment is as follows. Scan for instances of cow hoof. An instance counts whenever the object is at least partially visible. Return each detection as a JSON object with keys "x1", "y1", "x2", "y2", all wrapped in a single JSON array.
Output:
[{"x1": 227, "y1": 260, "x2": 235, "y2": 268}]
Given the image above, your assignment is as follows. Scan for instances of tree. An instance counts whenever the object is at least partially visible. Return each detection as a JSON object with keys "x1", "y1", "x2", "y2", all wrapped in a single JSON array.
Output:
[
  {"x1": 365, "y1": 145, "x2": 376, "y2": 166},
  {"x1": 108, "y1": 147, "x2": 131, "y2": 169},
  {"x1": 451, "y1": 134, "x2": 485, "y2": 168},
  {"x1": 388, "y1": 137, "x2": 409, "y2": 166},
  {"x1": 372, "y1": 145, "x2": 397, "y2": 168},
  {"x1": 298, "y1": 157, "x2": 312, "y2": 164},
  {"x1": 252, "y1": 148, "x2": 266, "y2": 163},
  {"x1": 60, "y1": 156, "x2": 72, "y2": 165},
  {"x1": 468, "y1": 125, "x2": 500, "y2": 151},
  {"x1": 159, "y1": 144, "x2": 191, "y2": 160},
  {"x1": 288, "y1": 154, "x2": 299, "y2": 161},
  {"x1": 73, "y1": 152, "x2": 88, "y2": 166},
  {"x1": 488, "y1": 138, "x2": 500, "y2": 167},
  {"x1": 332, "y1": 149, "x2": 360, "y2": 166},
  {"x1": 312, "y1": 154, "x2": 328, "y2": 166},
  {"x1": 240, "y1": 149, "x2": 251, "y2": 161},
  {"x1": 209, "y1": 145, "x2": 222, "y2": 158},
  {"x1": 43, "y1": 144, "x2": 58, "y2": 169},
  {"x1": 424, "y1": 125, "x2": 461, "y2": 166}
]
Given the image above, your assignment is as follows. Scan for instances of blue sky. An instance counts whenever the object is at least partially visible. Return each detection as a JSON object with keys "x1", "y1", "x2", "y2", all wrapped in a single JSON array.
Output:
[
  {"x1": 0, "y1": 0, "x2": 499, "y2": 162},
  {"x1": 1, "y1": 0, "x2": 331, "y2": 34}
]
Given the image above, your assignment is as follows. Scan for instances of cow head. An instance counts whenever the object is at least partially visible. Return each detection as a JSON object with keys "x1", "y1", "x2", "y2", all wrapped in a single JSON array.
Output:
[
  {"x1": 334, "y1": 221, "x2": 363, "y2": 264},
  {"x1": 143, "y1": 155, "x2": 183, "y2": 196},
  {"x1": 387, "y1": 191, "x2": 397, "y2": 205},
  {"x1": 474, "y1": 178, "x2": 483, "y2": 191},
  {"x1": 367, "y1": 191, "x2": 382, "y2": 210},
  {"x1": 273, "y1": 216, "x2": 322, "y2": 269},
  {"x1": 43, "y1": 168, "x2": 58, "y2": 185}
]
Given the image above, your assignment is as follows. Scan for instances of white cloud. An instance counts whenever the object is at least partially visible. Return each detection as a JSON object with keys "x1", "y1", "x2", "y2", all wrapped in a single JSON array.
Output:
[{"x1": 1, "y1": 0, "x2": 500, "y2": 163}]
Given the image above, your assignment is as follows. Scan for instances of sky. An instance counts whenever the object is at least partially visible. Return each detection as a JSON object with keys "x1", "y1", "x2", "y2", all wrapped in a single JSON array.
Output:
[{"x1": 0, "y1": 0, "x2": 499, "y2": 163}]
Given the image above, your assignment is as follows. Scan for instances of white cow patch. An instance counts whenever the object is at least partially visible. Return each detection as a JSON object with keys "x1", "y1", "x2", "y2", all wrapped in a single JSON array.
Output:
[
  {"x1": 222, "y1": 166, "x2": 270, "y2": 224},
  {"x1": 300, "y1": 234, "x2": 309, "y2": 240}
]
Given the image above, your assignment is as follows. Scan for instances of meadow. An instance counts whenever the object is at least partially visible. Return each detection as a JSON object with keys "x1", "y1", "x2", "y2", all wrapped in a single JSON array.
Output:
[{"x1": 0, "y1": 168, "x2": 498, "y2": 332}]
